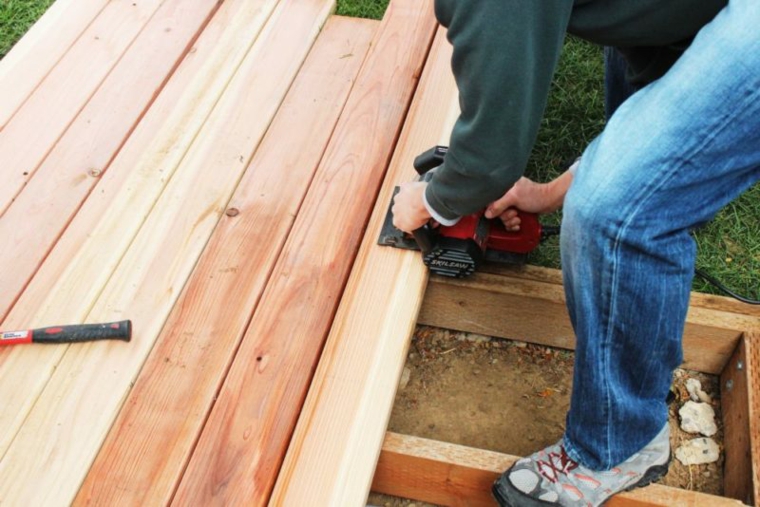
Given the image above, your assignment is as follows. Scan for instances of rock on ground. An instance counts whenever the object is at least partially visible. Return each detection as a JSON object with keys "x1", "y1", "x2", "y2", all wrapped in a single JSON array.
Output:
[
  {"x1": 675, "y1": 437, "x2": 720, "y2": 465},
  {"x1": 679, "y1": 400, "x2": 717, "y2": 437}
]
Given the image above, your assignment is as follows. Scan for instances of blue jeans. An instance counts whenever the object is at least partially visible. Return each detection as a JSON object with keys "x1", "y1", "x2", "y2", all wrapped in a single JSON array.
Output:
[{"x1": 561, "y1": 0, "x2": 760, "y2": 470}]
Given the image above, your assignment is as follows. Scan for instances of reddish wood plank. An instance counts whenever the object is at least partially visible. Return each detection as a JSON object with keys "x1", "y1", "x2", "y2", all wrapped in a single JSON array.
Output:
[
  {"x1": 0, "y1": 0, "x2": 109, "y2": 129},
  {"x1": 374, "y1": 432, "x2": 745, "y2": 507},
  {"x1": 74, "y1": 16, "x2": 376, "y2": 506},
  {"x1": 173, "y1": 2, "x2": 437, "y2": 505},
  {"x1": 0, "y1": 0, "x2": 165, "y2": 215},
  {"x1": 0, "y1": 0, "x2": 221, "y2": 323}
]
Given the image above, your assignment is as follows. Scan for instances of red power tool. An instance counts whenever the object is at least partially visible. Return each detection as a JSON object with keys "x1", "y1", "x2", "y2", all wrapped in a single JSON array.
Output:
[{"x1": 378, "y1": 146, "x2": 547, "y2": 278}]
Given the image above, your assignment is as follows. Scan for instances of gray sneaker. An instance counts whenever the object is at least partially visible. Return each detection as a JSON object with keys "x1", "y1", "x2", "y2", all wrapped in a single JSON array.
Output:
[{"x1": 492, "y1": 424, "x2": 671, "y2": 507}]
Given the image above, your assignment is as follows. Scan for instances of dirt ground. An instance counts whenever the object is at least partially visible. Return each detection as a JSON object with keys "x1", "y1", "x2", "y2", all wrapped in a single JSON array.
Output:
[{"x1": 368, "y1": 325, "x2": 723, "y2": 507}]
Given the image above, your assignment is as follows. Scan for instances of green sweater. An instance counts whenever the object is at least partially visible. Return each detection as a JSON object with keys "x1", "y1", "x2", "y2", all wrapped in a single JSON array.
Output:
[{"x1": 426, "y1": 0, "x2": 726, "y2": 220}]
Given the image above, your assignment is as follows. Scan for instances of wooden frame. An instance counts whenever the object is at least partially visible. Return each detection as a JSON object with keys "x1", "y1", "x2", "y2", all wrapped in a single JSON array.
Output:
[{"x1": 373, "y1": 265, "x2": 760, "y2": 506}]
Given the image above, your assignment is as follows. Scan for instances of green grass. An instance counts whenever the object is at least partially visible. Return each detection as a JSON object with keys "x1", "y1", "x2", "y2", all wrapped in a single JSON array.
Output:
[
  {"x1": 0, "y1": 0, "x2": 56, "y2": 60},
  {"x1": 5, "y1": 0, "x2": 760, "y2": 301}
]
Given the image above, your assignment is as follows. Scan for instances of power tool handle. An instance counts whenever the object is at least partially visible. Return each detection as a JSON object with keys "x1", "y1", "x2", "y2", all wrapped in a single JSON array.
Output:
[
  {"x1": 413, "y1": 145, "x2": 448, "y2": 175},
  {"x1": 412, "y1": 224, "x2": 435, "y2": 255}
]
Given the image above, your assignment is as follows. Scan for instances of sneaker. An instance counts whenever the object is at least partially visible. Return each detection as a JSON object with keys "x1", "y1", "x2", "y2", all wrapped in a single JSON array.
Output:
[{"x1": 492, "y1": 424, "x2": 671, "y2": 507}]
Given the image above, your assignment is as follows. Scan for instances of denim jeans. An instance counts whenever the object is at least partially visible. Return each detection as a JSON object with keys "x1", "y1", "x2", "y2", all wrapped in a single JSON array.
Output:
[
  {"x1": 560, "y1": 0, "x2": 760, "y2": 470},
  {"x1": 603, "y1": 47, "x2": 640, "y2": 120}
]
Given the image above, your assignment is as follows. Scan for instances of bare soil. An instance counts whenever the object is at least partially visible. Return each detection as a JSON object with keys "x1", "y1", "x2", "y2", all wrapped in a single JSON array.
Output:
[{"x1": 368, "y1": 325, "x2": 724, "y2": 506}]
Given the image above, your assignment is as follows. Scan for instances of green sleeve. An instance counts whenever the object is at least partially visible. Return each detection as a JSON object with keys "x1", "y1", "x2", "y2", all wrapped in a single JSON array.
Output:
[{"x1": 425, "y1": 0, "x2": 574, "y2": 220}]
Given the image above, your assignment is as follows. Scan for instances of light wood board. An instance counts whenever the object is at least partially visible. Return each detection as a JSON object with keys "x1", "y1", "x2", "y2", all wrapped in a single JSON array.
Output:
[
  {"x1": 75, "y1": 15, "x2": 374, "y2": 506},
  {"x1": 0, "y1": 0, "x2": 221, "y2": 322},
  {"x1": 0, "y1": 0, "x2": 109, "y2": 129},
  {"x1": 174, "y1": 0, "x2": 435, "y2": 502},
  {"x1": 0, "y1": 0, "x2": 167, "y2": 215},
  {"x1": 374, "y1": 432, "x2": 745, "y2": 507},
  {"x1": 0, "y1": 0, "x2": 281, "y2": 460},
  {"x1": 270, "y1": 23, "x2": 453, "y2": 506}
]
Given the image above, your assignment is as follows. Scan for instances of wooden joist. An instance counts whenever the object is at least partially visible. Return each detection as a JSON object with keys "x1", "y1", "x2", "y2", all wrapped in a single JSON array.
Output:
[
  {"x1": 0, "y1": 0, "x2": 169, "y2": 214},
  {"x1": 270, "y1": 23, "x2": 453, "y2": 505},
  {"x1": 174, "y1": 2, "x2": 437, "y2": 504},
  {"x1": 0, "y1": 0, "x2": 221, "y2": 322},
  {"x1": 0, "y1": 0, "x2": 109, "y2": 128},
  {"x1": 0, "y1": 0, "x2": 282, "y2": 459},
  {"x1": 0, "y1": 0, "x2": 338, "y2": 502},
  {"x1": 75, "y1": 15, "x2": 375, "y2": 506},
  {"x1": 721, "y1": 332, "x2": 760, "y2": 505},
  {"x1": 374, "y1": 432, "x2": 745, "y2": 507},
  {"x1": 419, "y1": 266, "x2": 757, "y2": 374}
]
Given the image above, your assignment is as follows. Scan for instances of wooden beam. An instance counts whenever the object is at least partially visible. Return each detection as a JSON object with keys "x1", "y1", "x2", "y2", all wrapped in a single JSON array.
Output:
[
  {"x1": 74, "y1": 16, "x2": 375, "y2": 506},
  {"x1": 0, "y1": 0, "x2": 168, "y2": 215},
  {"x1": 270, "y1": 23, "x2": 453, "y2": 505},
  {"x1": 0, "y1": 0, "x2": 281, "y2": 459},
  {"x1": 419, "y1": 267, "x2": 755, "y2": 374},
  {"x1": 374, "y1": 432, "x2": 745, "y2": 507},
  {"x1": 0, "y1": 0, "x2": 221, "y2": 322},
  {"x1": 0, "y1": 0, "x2": 109, "y2": 128},
  {"x1": 721, "y1": 332, "x2": 760, "y2": 505},
  {"x1": 173, "y1": 2, "x2": 437, "y2": 504},
  {"x1": 0, "y1": 0, "x2": 335, "y2": 502}
]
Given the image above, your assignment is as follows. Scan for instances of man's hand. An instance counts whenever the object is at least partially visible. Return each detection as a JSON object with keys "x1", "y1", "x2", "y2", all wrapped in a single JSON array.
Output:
[
  {"x1": 392, "y1": 181, "x2": 431, "y2": 233},
  {"x1": 485, "y1": 172, "x2": 573, "y2": 230}
]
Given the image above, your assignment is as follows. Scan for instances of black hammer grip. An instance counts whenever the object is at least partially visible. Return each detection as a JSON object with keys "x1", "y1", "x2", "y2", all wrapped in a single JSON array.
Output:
[{"x1": 0, "y1": 320, "x2": 132, "y2": 346}]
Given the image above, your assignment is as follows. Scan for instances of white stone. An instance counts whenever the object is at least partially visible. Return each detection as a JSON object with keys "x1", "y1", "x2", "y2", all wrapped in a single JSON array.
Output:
[
  {"x1": 685, "y1": 378, "x2": 712, "y2": 403},
  {"x1": 679, "y1": 400, "x2": 717, "y2": 436},
  {"x1": 675, "y1": 438, "x2": 720, "y2": 465}
]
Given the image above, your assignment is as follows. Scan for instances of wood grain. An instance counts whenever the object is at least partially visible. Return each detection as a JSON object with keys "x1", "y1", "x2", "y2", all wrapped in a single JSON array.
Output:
[
  {"x1": 0, "y1": 0, "x2": 109, "y2": 129},
  {"x1": 270, "y1": 24, "x2": 452, "y2": 506},
  {"x1": 721, "y1": 332, "x2": 760, "y2": 505},
  {"x1": 374, "y1": 432, "x2": 745, "y2": 507},
  {"x1": 0, "y1": 0, "x2": 221, "y2": 322},
  {"x1": 74, "y1": 15, "x2": 375, "y2": 506},
  {"x1": 419, "y1": 269, "x2": 753, "y2": 374},
  {"x1": 0, "y1": 0, "x2": 167, "y2": 215},
  {"x1": 0, "y1": 0, "x2": 332, "y2": 500},
  {"x1": 0, "y1": 0, "x2": 281, "y2": 460},
  {"x1": 174, "y1": 2, "x2": 436, "y2": 505}
]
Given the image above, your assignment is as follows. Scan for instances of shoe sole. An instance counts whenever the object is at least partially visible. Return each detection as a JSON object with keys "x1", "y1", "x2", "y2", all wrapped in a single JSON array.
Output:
[{"x1": 491, "y1": 457, "x2": 672, "y2": 507}]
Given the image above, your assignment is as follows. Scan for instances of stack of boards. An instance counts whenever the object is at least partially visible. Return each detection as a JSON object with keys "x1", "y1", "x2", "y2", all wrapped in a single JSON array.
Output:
[{"x1": 0, "y1": 0, "x2": 458, "y2": 504}]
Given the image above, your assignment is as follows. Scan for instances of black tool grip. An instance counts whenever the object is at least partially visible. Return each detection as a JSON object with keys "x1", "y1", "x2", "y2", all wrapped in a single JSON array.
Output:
[
  {"x1": 412, "y1": 145, "x2": 447, "y2": 175},
  {"x1": 412, "y1": 224, "x2": 436, "y2": 255},
  {"x1": 32, "y1": 320, "x2": 132, "y2": 344}
]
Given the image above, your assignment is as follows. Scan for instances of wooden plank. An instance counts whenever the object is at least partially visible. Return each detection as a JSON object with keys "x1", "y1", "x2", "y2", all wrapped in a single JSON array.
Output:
[
  {"x1": 0, "y1": 0, "x2": 332, "y2": 501},
  {"x1": 270, "y1": 24, "x2": 452, "y2": 506},
  {"x1": 721, "y1": 332, "x2": 760, "y2": 505},
  {"x1": 0, "y1": 0, "x2": 109, "y2": 129},
  {"x1": 0, "y1": 0, "x2": 221, "y2": 323},
  {"x1": 0, "y1": 0, "x2": 166, "y2": 215},
  {"x1": 0, "y1": 0, "x2": 281, "y2": 460},
  {"x1": 74, "y1": 16, "x2": 376, "y2": 506},
  {"x1": 374, "y1": 432, "x2": 745, "y2": 507},
  {"x1": 173, "y1": 2, "x2": 436, "y2": 505},
  {"x1": 419, "y1": 269, "x2": 754, "y2": 374}
]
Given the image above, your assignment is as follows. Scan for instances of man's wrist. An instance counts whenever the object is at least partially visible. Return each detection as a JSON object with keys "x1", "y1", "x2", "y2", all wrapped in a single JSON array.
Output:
[{"x1": 423, "y1": 191, "x2": 460, "y2": 226}]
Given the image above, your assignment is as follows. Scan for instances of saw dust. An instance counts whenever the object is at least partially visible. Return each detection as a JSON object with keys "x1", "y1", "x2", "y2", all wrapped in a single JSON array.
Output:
[{"x1": 368, "y1": 325, "x2": 724, "y2": 506}]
